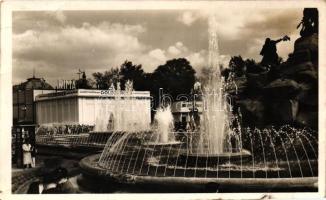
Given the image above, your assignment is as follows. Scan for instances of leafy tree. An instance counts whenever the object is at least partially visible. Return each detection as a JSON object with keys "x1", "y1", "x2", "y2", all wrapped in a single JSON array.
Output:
[
  {"x1": 91, "y1": 58, "x2": 196, "y2": 111},
  {"x1": 244, "y1": 58, "x2": 258, "y2": 73},
  {"x1": 229, "y1": 55, "x2": 246, "y2": 77},
  {"x1": 151, "y1": 58, "x2": 196, "y2": 100},
  {"x1": 119, "y1": 60, "x2": 148, "y2": 91},
  {"x1": 92, "y1": 72, "x2": 106, "y2": 89},
  {"x1": 86, "y1": 78, "x2": 96, "y2": 89},
  {"x1": 221, "y1": 68, "x2": 231, "y2": 80},
  {"x1": 92, "y1": 68, "x2": 120, "y2": 89},
  {"x1": 75, "y1": 72, "x2": 93, "y2": 89}
]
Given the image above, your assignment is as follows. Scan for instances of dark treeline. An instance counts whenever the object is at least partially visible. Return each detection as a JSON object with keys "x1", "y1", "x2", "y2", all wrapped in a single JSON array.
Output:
[
  {"x1": 78, "y1": 58, "x2": 197, "y2": 110},
  {"x1": 74, "y1": 56, "x2": 269, "y2": 112},
  {"x1": 79, "y1": 56, "x2": 265, "y2": 96}
]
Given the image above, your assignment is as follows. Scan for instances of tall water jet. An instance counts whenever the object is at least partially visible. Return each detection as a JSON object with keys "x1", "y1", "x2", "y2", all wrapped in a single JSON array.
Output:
[
  {"x1": 92, "y1": 80, "x2": 150, "y2": 133},
  {"x1": 198, "y1": 13, "x2": 231, "y2": 154},
  {"x1": 154, "y1": 106, "x2": 175, "y2": 143}
]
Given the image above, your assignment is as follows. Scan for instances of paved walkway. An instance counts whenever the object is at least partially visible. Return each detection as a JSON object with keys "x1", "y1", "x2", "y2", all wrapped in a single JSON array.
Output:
[
  {"x1": 12, "y1": 155, "x2": 81, "y2": 194},
  {"x1": 12, "y1": 167, "x2": 40, "y2": 193}
]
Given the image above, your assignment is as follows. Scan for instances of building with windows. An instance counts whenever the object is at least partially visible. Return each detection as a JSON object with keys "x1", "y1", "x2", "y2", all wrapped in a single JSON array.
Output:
[
  {"x1": 12, "y1": 76, "x2": 152, "y2": 167},
  {"x1": 12, "y1": 76, "x2": 55, "y2": 167},
  {"x1": 171, "y1": 101, "x2": 203, "y2": 130},
  {"x1": 35, "y1": 89, "x2": 152, "y2": 131},
  {"x1": 13, "y1": 77, "x2": 54, "y2": 124}
]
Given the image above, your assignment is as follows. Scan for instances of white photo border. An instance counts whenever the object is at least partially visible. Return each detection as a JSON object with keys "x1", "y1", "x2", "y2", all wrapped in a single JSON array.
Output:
[{"x1": 1, "y1": 0, "x2": 326, "y2": 199}]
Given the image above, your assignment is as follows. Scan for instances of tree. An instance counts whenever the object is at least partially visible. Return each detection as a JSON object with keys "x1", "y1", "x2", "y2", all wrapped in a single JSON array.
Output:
[
  {"x1": 86, "y1": 78, "x2": 96, "y2": 89},
  {"x1": 151, "y1": 58, "x2": 196, "y2": 100},
  {"x1": 119, "y1": 60, "x2": 148, "y2": 91},
  {"x1": 244, "y1": 58, "x2": 259, "y2": 74},
  {"x1": 92, "y1": 68, "x2": 120, "y2": 89},
  {"x1": 75, "y1": 72, "x2": 93, "y2": 89},
  {"x1": 221, "y1": 68, "x2": 231, "y2": 80},
  {"x1": 229, "y1": 55, "x2": 246, "y2": 77}
]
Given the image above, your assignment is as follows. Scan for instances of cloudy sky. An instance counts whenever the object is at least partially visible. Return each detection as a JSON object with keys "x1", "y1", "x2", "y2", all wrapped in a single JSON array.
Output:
[{"x1": 13, "y1": 8, "x2": 302, "y2": 86}]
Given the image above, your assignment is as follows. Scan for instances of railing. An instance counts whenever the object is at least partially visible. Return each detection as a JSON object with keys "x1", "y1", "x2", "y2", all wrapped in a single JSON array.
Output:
[{"x1": 35, "y1": 132, "x2": 110, "y2": 148}]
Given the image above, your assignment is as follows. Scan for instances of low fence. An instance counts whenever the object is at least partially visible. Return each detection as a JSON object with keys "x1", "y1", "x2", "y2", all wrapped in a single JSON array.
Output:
[{"x1": 35, "y1": 132, "x2": 111, "y2": 148}]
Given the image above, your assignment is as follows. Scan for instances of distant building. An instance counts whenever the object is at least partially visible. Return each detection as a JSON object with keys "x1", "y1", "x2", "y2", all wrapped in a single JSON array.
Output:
[
  {"x1": 171, "y1": 101, "x2": 202, "y2": 130},
  {"x1": 35, "y1": 89, "x2": 151, "y2": 131},
  {"x1": 12, "y1": 76, "x2": 55, "y2": 167},
  {"x1": 13, "y1": 77, "x2": 54, "y2": 124}
]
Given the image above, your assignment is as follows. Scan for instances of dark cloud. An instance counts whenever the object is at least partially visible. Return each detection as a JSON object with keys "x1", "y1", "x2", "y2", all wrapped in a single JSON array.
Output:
[
  {"x1": 12, "y1": 8, "x2": 304, "y2": 86},
  {"x1": 217, "y1": 9, "x2": 302, "y2": 60},
  {"x1": 244, "y1": 9, "x2": 301, "y2": 36}
]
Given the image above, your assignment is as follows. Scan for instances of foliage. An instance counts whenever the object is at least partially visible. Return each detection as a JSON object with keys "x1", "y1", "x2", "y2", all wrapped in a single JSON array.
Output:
[
  {"x1": 90, "y1": 58, "x2": 196, "y2": 110},
  {"x1": 92, "y1": 68, "x2": 120, "y2": 89},
  {"x1": 228, "y1": 56, "x2": 270, "y2": 75},
  {"x1": 119, "y1": 60, "x2": 149, "y2": 91},
  {"x1": 229, "y1": 55, "x2": 246, "y2": 77},
  {"x1": 221, "y1": 68, "x2": 231, "y2": 80},
  {"x1": 244, "y1": 59, "x2": 264, "y2": 74},
  {"x1": 151, "y1": 58, "x2": 196, "y2": 100},
  {"x1": 75, "y1": 76, "x2": 93, "y2": 89}
]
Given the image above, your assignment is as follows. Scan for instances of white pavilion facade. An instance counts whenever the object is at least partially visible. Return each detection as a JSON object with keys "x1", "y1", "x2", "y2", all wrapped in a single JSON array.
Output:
[{"x1": 35, "y1": 89, "x2": 151, "y2": 131}]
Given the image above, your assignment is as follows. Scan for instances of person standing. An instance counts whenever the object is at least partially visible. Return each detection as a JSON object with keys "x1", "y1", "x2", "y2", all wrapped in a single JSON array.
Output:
[{"x1": 22, "y1": 139, "x2": 32, "y2": 169}]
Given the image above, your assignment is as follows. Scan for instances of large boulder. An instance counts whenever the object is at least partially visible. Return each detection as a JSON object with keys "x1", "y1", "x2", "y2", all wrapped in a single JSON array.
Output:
[
  {"x1": 294, "y1": 33, "x2": 318, "y2": 53},
  {"x1": 266, "y1": 99, "x2": 299, "y2": 124},
  {"x1": 296, "y1": 109, "x2": 318, "y2": 129},
  {"x1": 237, "y1": 98, "x2": 265, "y2": 127},
  {"x1": 280, "y1": 61, "x2": 315, "y2": 77},
  {"x1": 291, "y1": 34, "x2": 318, "y2": 65},
  {"x1": 263, "y1": 79, "x2": 302, "y2": 99},
  {"x1": 226, "y1": 76, "x2": 247, "y2": 95},
  {"x1": 291, "y1": 69, "x2": 318, "y2": 84},
  {"x1": 288, "y1": 49, "x2": 313, "y2": 65},
  {"x1": 297, "y1": 87, "x2": 318, "y2": 107},
  {"x1": 246, "y1": 71, "x2": 269, "y2": 89}
]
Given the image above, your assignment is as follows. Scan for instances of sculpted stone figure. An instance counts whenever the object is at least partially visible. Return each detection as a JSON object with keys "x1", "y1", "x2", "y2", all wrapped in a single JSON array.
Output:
[
  {"x1": 260, "y1": 35, "x2": 290, "y2": 67},
  {"x1": 297, "y1": 8, "x2": 318, "y2": 37}
]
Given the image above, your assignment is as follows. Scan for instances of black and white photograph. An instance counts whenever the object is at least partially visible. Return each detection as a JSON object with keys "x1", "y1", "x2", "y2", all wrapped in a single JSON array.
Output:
[{"x1": 1, "y1": 0, "x2": 325, "y2": 197}]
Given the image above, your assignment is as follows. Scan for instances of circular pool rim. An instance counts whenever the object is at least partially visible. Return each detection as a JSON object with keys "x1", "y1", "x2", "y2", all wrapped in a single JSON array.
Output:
[{"x1": 79, "y1": 154, "x2": 318, "y2": 191}]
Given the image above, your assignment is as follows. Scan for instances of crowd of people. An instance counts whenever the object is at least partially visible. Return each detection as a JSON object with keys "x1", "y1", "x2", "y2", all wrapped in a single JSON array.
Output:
[
  {"x1": 27, "y1": 167, "x2": 77, "y2": 194},
  {"x1": 36, "y1": 124, "x2": 94, "y2": 135}
]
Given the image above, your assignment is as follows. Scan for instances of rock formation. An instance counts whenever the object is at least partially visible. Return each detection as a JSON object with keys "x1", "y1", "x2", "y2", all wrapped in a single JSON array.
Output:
[{"x1": 233, "y1": 18, "x2": 318, "y2": 129}]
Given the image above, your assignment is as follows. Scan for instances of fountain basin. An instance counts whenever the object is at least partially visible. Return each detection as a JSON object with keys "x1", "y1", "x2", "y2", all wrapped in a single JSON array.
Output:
[
  {"x1": 79, "y1": 154, "x2": 318, "y2": 192},
  {"x1": 144, "y1": 141, "x2": 183, "y2": 147},
  {"x1": 177, "y1": 149, "x2": 252, "y2": 167}
]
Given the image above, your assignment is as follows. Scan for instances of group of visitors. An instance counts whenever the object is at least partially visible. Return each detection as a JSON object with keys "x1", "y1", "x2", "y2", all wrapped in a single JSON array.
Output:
[
  {"x1": 37, "y1": 124, "x2": 94, "y2": 135},
  {"x1": 27, "y1": 167, "x2": 77, "y2": 194}
]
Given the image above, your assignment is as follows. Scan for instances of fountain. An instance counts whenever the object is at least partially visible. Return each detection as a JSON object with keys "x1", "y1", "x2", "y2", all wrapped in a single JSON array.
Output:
[
  {"x1": 79, "y1": 13, "x2": 318, "y2": 192},
  {"x1": 176, "y1": 14, "x2": 250, "y2": 167},
  {"x1": 144, "y1": 106, "x2": 182, "y2": 148},
  {"x1": 199, "y1": 13, "x2": 228, "y2": 154},
  {"x1": 88, "y1": 80, "x2": 151, "y2": 145},
  {"x1": 154, "y1": 106, "x2": 175, "y2": 144}
]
